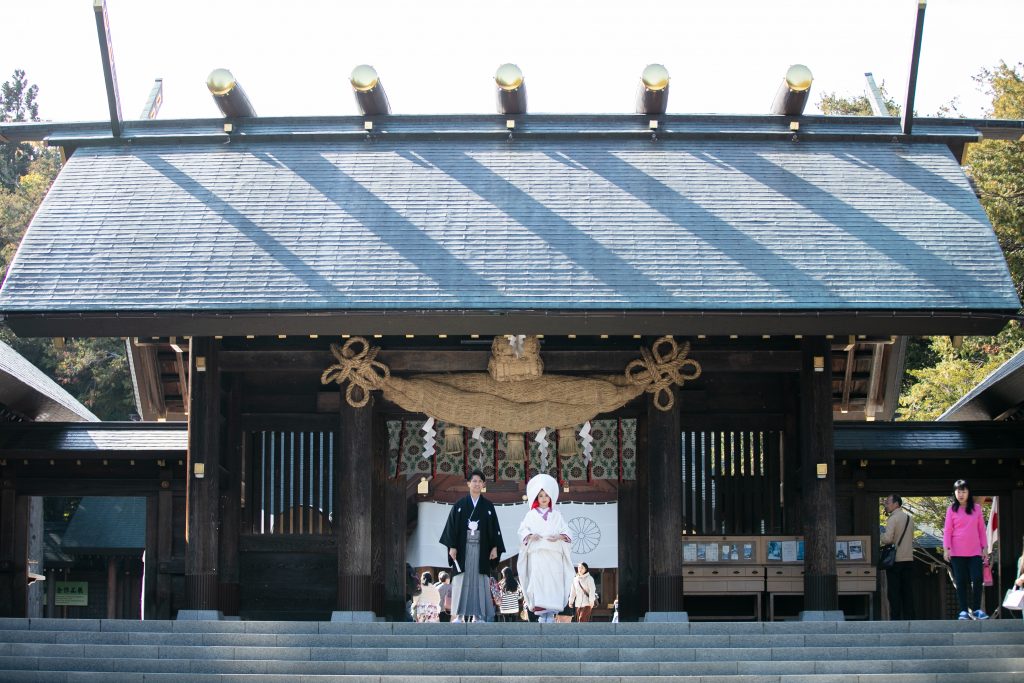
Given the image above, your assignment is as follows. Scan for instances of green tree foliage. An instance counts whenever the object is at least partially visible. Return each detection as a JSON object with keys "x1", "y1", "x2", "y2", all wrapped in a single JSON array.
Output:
[
  {"x1": 0, "y1": 71, "x2": 135, "y2": 421},
  {"x1": 0, "y1": 69, "x2": 41, "y2": 190},
  {"x1": 818, "y1": 83, "x2": 901, "y2": 117},
  {"x1": 964, "y1": 61, "x2": 1024, "y2": 301},
  {"x1": 0, "y1": 152, "x2": 59, "y2": 278},
  {"x1": 899, "y1": 323, "x2": 1024, "y2": 421}
]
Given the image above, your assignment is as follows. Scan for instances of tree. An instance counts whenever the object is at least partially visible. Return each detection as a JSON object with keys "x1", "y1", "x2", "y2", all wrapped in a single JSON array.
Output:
[
  {"x1": 964, "y1": 61, "x2": 1024, "y2": 300},
  {"x1": 0, "y1": 70, "x2": 136, "y2": 421},
  {"x1": 0, "y1": 69, "x2": 42, "y2": 190},
  {"x1": 0, "y1": 152, "x2": 60, "y2": 278},
  {"x1": 898, "y1": 323, "x2": 1024, "y2": 421},
  {"x1": 818, "y1": 83, "x2": 901, "y2": 117}
]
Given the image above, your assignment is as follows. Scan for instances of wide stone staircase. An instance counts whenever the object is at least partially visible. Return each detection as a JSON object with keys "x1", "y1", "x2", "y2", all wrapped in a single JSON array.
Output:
[{"x1": 0, "y1": 617, "x2": 1022, "y2": 682}]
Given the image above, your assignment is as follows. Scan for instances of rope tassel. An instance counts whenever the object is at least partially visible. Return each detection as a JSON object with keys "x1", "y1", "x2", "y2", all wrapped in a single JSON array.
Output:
[
  {"x1": 444, "y1": 425, "x2": 464, "y2": 456},
  {"x1": 507, "y1": 433, "x2": 525, "y2": 462},
  {"x1": 558, "y1": 428, "x2": 579, "y2": 457}
]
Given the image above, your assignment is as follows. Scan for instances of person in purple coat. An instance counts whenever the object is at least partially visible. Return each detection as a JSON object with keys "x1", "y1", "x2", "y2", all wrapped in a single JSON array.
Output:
[{"x1": 943, "y1": 479, "x2": 989, "y2": 620}]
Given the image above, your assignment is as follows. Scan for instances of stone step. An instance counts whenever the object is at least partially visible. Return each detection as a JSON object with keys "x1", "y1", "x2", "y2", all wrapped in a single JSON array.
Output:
[
  {"x1": 2, "y1": 656, "x2": 1024, "y2": 676},
  {"x1": 0, "y1": 671, "x2": 1023, "y2": 683},
  {"x1": 1, "y1": 643, "x2": 1022, "y2": 662},
  {"x1": 1, "y1": 637, "x2": 1022, "y2": 658},
  {"x1": 1, "y1": 618, "x2": 1023, "y2": 635},
  {"x1": 1, "y1": 629, "x2": 1021, "y2": 648}
]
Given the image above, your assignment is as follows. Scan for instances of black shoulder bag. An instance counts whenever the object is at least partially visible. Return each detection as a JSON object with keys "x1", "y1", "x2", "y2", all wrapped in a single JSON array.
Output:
[{"x1": 878, "y1": 515, "x2": 909, "y2": 570}]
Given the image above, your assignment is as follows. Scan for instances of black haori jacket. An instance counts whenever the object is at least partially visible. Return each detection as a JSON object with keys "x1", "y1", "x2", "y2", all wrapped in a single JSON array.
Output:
[{"x1": 439, "y1": 495, "x2": 506, "y2": 575}]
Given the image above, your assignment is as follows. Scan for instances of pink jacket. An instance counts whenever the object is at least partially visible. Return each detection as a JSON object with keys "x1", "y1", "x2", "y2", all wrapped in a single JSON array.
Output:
[{"x1": 943, "y1": 505, "x2": 987, "y2": 557}]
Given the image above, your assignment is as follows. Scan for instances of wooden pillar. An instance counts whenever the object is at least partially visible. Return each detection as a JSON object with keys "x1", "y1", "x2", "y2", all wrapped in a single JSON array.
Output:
[
  {"x1": 218, "y1": 378, "x2": 242, "y2": 616},
  {"x1": 648, "y1": 386, "x2": 683, "y2": 612},
  {"x1": 26, "y1": 496, "x2": 43, "y2": 618},
  {"x1": 46, "y1": 568, "x2": 56, "y2": 618},
  {"x1": 618, "y1": 411, "x2": 649, "y2": 621},
  {"x1": 800, "y1": 337, "x2": 837, "y2": 611},
  {"x1": 106, "y1": 557, "x2": 118, "y2": 619},
  {"x1": 372, "y1": 413, "x2": 406, "y2": 620},
  {"x1": 185, "y1": 337, "x2": 222, "y2": 611},
  {"x1": 156, "y1": 470, "x2": 173, "y2": 619},
  {"x1": 337, "y1": 391, "x2": 373, "y2": 611},
  {"x1": 144, "y1": 494, "x2": 158, "y2": 620},
  {"x1": 0, "y1": 488, "x2": 28, "y2": 617}
]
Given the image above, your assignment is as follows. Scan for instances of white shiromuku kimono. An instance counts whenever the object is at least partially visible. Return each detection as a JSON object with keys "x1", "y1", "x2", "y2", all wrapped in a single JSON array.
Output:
[{"x1": 516, "y1": 473, "x2": 575, "y2": 614}]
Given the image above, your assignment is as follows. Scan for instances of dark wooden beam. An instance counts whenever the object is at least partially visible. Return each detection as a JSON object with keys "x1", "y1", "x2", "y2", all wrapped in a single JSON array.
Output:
[
  {"x1": 219, "y1": 349, "x2": 802, "y2": 374},
  {"x1": 800, "y1": 337, "x2": 837, "y2": 611},
  {"x1": 840, "y1": 345, "x2": 856, "y2": 415},
  {"x1": 7, "y1": 309, "x2": 1013, "y2": 338},
  {"x1": 185, "y1": 337, "x2": 221, "y2": 611},
  {"x1": 337, "y1": 392, "x2": 373, "y2": 612},
  {"x1": 218, "y1": 378, "x2": 242, "y2": 616},
  {"x1": 647, "y1": 385, "x2": 683, "y2": 613},
  {"x1": 618, "y1": 412, "x2": 649, "y2": 621}
]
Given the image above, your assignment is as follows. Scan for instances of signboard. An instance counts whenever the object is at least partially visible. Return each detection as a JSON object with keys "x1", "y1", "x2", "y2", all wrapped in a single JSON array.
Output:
[{"x1": 54, "y1": 581, "x2": 88, "y2": 606}]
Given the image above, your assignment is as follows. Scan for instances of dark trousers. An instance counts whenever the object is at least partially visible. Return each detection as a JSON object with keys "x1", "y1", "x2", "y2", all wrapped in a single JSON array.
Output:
[
  {"x1": 950, "y1": 555, "x2": 984, "y2": 612},
  {"x1": 885, "y1": 561, "x2": 915, "y2": 620}
]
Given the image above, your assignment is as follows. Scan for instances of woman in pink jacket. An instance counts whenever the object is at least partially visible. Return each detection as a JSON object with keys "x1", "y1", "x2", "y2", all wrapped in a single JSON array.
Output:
[{"x1": 943, "y1": 480, "x2": 989, "y2": 620}]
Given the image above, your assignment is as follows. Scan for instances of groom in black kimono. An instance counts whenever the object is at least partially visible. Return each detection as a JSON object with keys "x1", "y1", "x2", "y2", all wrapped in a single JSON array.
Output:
[{"x1": 439, "y1": 470, "x2": 505, "y2": 621}]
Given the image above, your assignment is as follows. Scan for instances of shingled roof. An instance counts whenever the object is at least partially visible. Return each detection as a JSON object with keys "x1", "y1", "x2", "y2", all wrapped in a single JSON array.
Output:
[
  {"x1": 0, "y1": 340, "x2": 97, "y2": 422},
  {"x1": 0, "y1": 115, "x2": 1017, "y2": 336}
]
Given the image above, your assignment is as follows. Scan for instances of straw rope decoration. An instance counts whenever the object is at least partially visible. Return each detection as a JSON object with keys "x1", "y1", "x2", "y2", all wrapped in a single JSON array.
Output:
[
  {"x1": 320, "y1": 337, "x2": 390, "y2": 408},
  {"x1": 322, "y1": 335, "x2": 701, "y2": 424},
  {"x1": 624, "y1": 336, "x2": 702, "y2": 411}
]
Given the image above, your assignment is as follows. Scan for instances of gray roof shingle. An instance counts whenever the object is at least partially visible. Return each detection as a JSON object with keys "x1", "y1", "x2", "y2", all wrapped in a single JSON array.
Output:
[
  {"x1": 61, "y1": 497, "x2": 145, "y2": 551},
  {"x1": 0, "y1": 137, "x2": 1017, "y2": 314},
  {"x1": 0, "y1": 341, "x2": 97, "y2": 422}
]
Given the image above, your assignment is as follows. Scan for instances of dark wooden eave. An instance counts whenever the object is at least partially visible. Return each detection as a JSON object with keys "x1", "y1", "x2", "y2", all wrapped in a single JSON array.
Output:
[
  {"x1": 835, "y1": 421, "x2": 1024, "y2": 459},
  {"x1": 3, "y1": 308, "x2": 1016, "y2": 339}
]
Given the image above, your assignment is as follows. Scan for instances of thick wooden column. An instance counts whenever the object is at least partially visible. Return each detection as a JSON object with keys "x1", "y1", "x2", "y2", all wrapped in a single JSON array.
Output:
[
  {"x1": 800, "y1": 337, "x2": 837, "y2": 611},
  {"x1": 648, "y1": 386, "x2": 683, "y2": 612},
  {"x1": 0, "y1": 486, "x2": 27, "y2": 617},
  {"x1": 144, "y1": 494, "x2": 158, "y2": 620},
  {"x1": 156, "y1": 470, "x2": 174, "y2": 619},
  {"x1": 337, "y1": 392, "x2": 373, "y2": 611},
  {"x1": 185, "y1": 337, "x2": 222, "y2": 611},
  {"x1": 372, "y1": 413, "x2": 406, "y2": 620},
  {"x1": 218, "y1": 378, "x2": 242, "y2": 616},
  {"x1": 106, "y1": 557, "x2": 118, "y2": 619},
  {"x1": 618, "y1": 412, "x2": 649, "y2": 621}
]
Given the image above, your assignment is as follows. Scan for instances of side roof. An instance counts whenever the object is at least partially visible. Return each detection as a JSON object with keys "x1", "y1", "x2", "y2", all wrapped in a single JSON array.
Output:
[
  {"x1": 939, "y1": 347, "x2": 1024, "y2": 421},
  {"x1": 0, "y1": 114, "x2": 1017, "y2": 337},
  {"x1": 0, "y1": 340, "x2": 97, "y2": 422}
]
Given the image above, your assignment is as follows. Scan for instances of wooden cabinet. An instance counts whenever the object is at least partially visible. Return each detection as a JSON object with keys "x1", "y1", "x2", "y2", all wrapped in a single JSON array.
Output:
[{"x1": 682, "y1": 535, "x2": 876, "y2": 621}]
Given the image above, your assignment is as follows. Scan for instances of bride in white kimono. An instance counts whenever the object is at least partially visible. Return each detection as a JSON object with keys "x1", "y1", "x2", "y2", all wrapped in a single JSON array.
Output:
[{"x1": 517, "y1": 473, "x2": 575, "y2": 622}]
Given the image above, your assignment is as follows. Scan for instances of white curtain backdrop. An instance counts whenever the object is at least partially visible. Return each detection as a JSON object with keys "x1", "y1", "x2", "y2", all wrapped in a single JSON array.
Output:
[{"x1": 407, "y1": 501, "x2": 618, "y2": 569}]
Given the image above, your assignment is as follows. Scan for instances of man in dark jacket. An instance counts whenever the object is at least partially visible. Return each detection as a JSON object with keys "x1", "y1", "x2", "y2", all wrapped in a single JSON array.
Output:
[{"x1": 439, "y1": 470, "x2": 505, "y2": 622}]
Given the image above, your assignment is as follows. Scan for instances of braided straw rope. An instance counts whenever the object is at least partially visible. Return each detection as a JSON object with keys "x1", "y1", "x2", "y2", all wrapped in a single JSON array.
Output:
[
  {"x1": 320, "y1": 337, "x2": 390, "y2": 408},
  {"x1": 321, "y1": 335, "x2": 700, "y2": 422},
  {"x1": 624, "y1": 336, "x2": 702, "y2": 411}
]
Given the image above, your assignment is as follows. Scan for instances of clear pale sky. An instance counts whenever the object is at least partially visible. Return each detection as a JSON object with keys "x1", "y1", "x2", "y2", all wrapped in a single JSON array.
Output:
[{"x1": 5, "y1": 0, "x2": 1024, "y2": 122}]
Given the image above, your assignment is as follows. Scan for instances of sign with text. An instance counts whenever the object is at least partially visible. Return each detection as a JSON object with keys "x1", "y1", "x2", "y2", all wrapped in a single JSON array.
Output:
[{"x1": 54, "y1": 581, "x2": 88, "y2": 606}]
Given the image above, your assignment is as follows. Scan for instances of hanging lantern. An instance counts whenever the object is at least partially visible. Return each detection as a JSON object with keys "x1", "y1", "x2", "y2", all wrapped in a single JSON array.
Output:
[
  {"x1": 444, "y1": 425, "x2": 464, "y2": 456},
  {"x1": 558, "y1": 428, "x2": 579, "y2": 457},
  {"x1": 507, "y1": 433, "x2": 526, "y2": 462}
]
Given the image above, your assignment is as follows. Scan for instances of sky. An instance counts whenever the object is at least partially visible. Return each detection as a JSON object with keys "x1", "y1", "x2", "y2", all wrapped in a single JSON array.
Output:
[{"x1": 4, "y1": 0, "x2": 1024, "y2": 123}]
